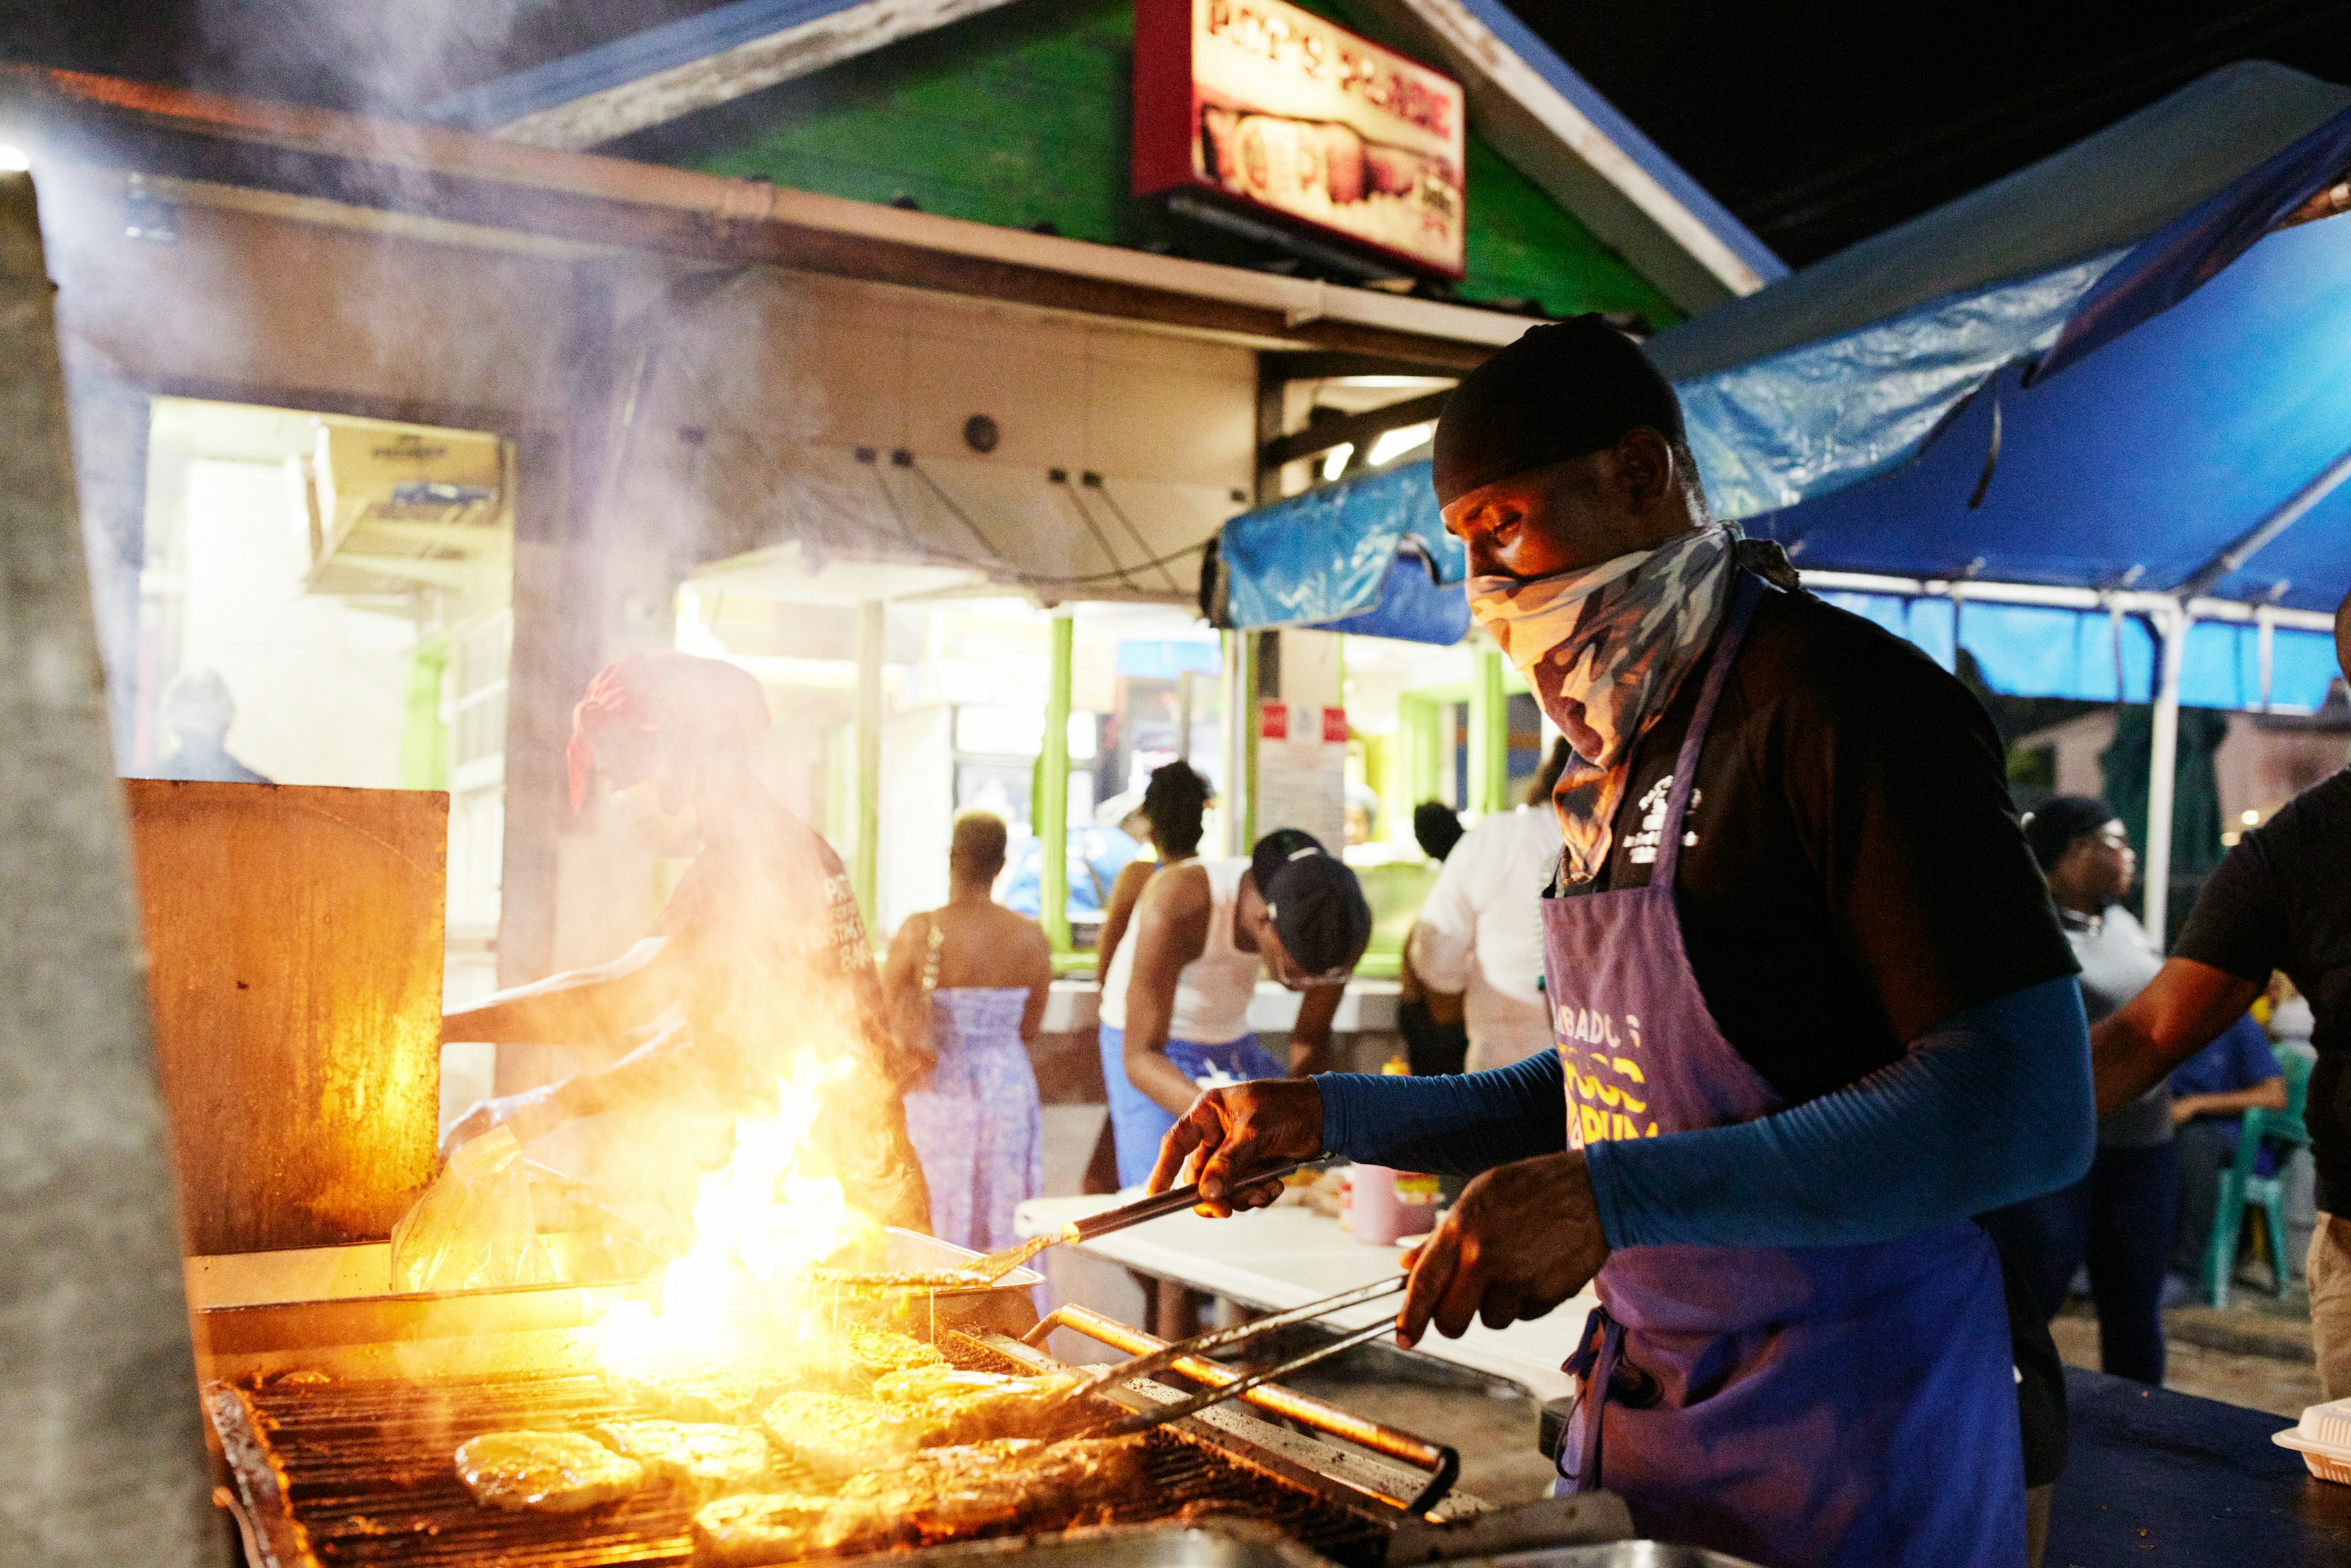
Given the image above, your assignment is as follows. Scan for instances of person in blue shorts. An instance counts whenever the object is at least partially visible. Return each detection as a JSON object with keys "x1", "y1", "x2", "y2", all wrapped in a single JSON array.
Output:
[{"x1": 1094, "y1": 828, "x2": 1370, "y2": 1188}]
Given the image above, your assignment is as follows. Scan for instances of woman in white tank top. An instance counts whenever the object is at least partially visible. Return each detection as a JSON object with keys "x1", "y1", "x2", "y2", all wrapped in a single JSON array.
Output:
[
  {"x1": 1096, "y1": 792, "x2": 1371, "y2": 1187},
  {"x1": 1097, "y1": 855, "x2": 1284, "y2": 1187}
]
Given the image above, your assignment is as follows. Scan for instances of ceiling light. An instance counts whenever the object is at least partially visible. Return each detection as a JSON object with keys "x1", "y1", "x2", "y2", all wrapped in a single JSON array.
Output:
[
  {"x1": 1367, "y1": 421, "x2": 1436, "y2": 467},
  {"x1": 2241, "y1": 809, "x2": 2261, "y2": 825},
  {"x1": 1321, "y1": 443, "x2": 1354, "y2": 482},
  {"x1": 0, "y1": 146, "x2": 28, "y2": 173}
]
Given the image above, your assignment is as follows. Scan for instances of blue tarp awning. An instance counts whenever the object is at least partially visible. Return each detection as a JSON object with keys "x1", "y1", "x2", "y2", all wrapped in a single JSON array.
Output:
[
  {"x1": 1213, "y1": 64, "x2": 2351, "y2": 707},
  {"x1": 1217, "y1": 463, "x2": 1469, "y2": 645}
]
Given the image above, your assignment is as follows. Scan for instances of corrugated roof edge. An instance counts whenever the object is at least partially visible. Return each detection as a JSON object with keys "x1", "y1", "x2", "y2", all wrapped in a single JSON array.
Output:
[
  {"x1": 1442, "y1": 0, "x2": 1783, "y2": 287},
  {"x1": 16, "y1": 66, "x2": 1535, "y2": 358},
  {"x1": 421, "y1": 0, "x2": 877, "y2": 133}
]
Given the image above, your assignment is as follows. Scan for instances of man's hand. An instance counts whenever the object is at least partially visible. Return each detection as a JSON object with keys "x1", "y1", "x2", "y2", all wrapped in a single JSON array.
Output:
[
  {"x1": 1397, "y1": 1152, "x2": 1607, "y2": 1347},
  {"x1": 436, "y1": 1083, "x2": 564, "y2": 1162},
  {"x1": 1149, "y1": 1079, "x2": 1324, "y2": 1216}
]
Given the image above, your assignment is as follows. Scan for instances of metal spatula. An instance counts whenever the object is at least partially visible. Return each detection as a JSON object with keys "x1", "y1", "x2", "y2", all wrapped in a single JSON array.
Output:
[{"x1": 958, "y1": 1158, "x2": 1312, "y2": 1285}]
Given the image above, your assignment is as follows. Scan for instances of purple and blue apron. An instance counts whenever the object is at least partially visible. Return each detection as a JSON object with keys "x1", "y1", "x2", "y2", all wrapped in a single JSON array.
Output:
[{"x1": 1545, "y1": 572, "x2": 2025, "y2": 1568}]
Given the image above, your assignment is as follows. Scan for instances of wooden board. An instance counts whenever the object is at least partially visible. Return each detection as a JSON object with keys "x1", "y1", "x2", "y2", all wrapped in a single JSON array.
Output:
[{"x1": 127, "y1": 780, "x2": 446, "y2": 1255}]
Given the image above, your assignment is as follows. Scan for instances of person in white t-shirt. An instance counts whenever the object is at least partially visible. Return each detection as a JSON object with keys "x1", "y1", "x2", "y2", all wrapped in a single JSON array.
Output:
[{"x1": 1406, "y1": 741, "x2": 1570, "y2": 1071}]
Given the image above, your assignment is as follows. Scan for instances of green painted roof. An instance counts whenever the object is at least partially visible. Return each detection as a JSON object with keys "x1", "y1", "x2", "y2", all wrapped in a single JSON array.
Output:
[{"x1": 643, "y1": 0, "x2": 1679, "y2": 327}]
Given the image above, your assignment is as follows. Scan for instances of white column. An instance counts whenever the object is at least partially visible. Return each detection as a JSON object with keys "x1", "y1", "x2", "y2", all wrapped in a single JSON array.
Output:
[{"x1": 2142, "y1": 604, "x2": 2189, "y2": 941}]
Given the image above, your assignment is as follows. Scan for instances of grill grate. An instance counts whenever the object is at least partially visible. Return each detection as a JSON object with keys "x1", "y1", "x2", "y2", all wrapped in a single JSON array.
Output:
[{"x1": 218, "y1": 1344, "x2": 1397, "y2": 1568}]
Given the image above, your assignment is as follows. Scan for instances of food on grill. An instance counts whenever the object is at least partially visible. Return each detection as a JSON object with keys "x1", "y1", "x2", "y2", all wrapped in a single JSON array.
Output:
[
  {"x1": 871, "y1": 1364, "x2": 1096, "y2": 1445},
  {"x1": 691, "y1": 1436, "x2": 1150, "y2": 1565},
  {"x1": 605, "y1": 1348, "x2": 866, "y2": 1420},
  {"x1": 690, "y1": 1491, "x2": 842, "y2": 1567},
  {"x1": 607, "y1": 1361, "x2": 784, "y2": 1423},
  {"x1": 806, "y1": 1265, "x2": 992, "y2": 1292},
  {"x1": 757, "y1": 1390, "x2": 918, "y2": 1474},
  {"x1": 841, "y1": 1322, "x2": 945, "y2": 1380},
  {"x1": 454, "y1": 1430, "x2": 647, "y2": 1512},
  {"x1": 839, "y1": 1435, "x2": 1148, "y2": 1514},
  {"x1": 590, "y1": 1419, "x2": 773, "y2": 1497},
  {"x1": 869, "y1": 1365, "x2": 1026, "y2": 1405}
]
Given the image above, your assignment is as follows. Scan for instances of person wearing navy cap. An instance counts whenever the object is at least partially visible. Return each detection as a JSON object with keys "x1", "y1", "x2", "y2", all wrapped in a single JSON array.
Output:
[
  {"x1": 1149, "y1": 316, "x2": 2095, "y2": 1568},
  {"x1": 1097, "y1": 827, "x2": 1372, "y2": 1190}
]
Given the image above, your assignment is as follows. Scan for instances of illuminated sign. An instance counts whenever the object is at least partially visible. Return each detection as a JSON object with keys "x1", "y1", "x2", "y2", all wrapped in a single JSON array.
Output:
[{"x1": 1134, "y1": 0, "x2": 1467, "y2": 278}]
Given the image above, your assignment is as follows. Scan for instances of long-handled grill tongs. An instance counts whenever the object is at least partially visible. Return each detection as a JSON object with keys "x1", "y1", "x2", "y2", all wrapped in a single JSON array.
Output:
[
  {"x1": 954, "y1": 1160, "x2": 1311, "y2": 1284},
  {"x1": 1058, "y1": 1275, "x2": 1409, "y2": 1437}
]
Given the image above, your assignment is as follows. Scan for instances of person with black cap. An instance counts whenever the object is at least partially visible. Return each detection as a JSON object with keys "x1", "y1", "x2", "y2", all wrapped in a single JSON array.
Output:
[
  {"x1": 1149, "y1": 316, "x2": 2094, "y2": 1568},
  {"x1": 1095, "y1": 826, "x2": 1372, "y2": 1190},
  {"x1": 1981, "y1": 799, "x2": 2175, "y2": 1384}
]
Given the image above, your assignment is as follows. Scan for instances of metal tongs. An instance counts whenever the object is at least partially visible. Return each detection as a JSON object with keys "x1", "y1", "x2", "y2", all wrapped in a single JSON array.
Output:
[
  {"x1": 958, "y1": 1159, "x2": 1311, "y2": 1284},
  {"x1": 1055, "y1": 1274, "x2": 1411, "y2": 1438}
]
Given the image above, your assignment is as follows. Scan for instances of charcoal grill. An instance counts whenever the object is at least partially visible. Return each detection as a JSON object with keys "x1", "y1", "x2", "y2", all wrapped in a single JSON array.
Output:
[{"x1": 205, "y1": 1316, "x2": 1480, "y2": 1568}]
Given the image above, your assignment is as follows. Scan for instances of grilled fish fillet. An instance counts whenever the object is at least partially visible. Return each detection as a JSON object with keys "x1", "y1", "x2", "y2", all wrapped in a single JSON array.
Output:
[
  {"x1": 454, "y1": 1430, "x2": 645, "y2": 1512},
  {"x1": 841, "y1": 1323, "x2": 945, "y2": 1380},
  {"x1": 872, "y1": 1365, "x2": 1095, "y2": 1446},
  {"x1": 689, "y1": 1491, "x2": 842, "y2": 1567},
  {"x1": 691, "y1": 1436, "x2": 1149, "y2": 1566},
  {"x1": 756, "y1": 1390, "x2": 917, "y2": 1474},
  {"x1": 604, "y1": 1352, "x2": 859, "y2": 1422},
  {"x1": 590, "y1": 1419, "x2": 771, "y2": 1497}
]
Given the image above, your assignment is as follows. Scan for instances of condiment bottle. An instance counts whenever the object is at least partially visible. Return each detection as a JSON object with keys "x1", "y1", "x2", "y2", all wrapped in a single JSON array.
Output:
[{"x1": 1349, "y1": 1057, "x2": 1440, "y2": 1244}]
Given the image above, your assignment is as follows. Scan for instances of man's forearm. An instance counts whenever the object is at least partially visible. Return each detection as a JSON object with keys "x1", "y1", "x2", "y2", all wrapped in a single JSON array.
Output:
[
  {"x1": 2176, "y1": 1081, "x2": 2287, "y2": 1119},
  {"x1": 1318, "y1": 1051, "x2": 1566, "y2": 1175},
  {"x1": 1585, "y1": 977, "x2": 2094, "y2": 1250},
  {"x1": 1289, "y1": 1032, "x2": 1333, "y2": 1076},
  {"x1": 2090, "y1": 958, "x2": 2265, "y2": 1113},
  {"x1": 2090, "y1": 1011, "x2": 2178, "y2": 1116},
  {"x1": 443, "y1": 940, "x2": 672, "y2": 1045},
  {"x1": 1119, "y1": 993, "x2": 1204, "y2": 1115}
]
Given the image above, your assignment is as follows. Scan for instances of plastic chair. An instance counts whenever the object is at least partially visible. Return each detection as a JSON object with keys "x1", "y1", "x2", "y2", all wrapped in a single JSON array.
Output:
[{"x1": 2203, "y1": 1048, "x2": 2314, "y2": 1308}]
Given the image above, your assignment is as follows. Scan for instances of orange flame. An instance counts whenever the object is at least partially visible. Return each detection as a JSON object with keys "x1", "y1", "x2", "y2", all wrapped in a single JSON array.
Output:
[{"x1": 596, "y1": 1049, "x2": 879, "y2": 1367}]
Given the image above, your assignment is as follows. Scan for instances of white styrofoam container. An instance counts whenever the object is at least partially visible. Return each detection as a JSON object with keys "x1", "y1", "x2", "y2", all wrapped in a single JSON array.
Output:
[{"x1": 2272, "y1": 1397, "x2": 2351, "y2": 1484}]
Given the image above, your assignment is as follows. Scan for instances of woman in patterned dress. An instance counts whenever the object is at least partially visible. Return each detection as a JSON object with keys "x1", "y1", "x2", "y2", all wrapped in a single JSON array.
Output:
[{"x1": 883, "y1": 812, "x2": 1053, "y2": 1251}]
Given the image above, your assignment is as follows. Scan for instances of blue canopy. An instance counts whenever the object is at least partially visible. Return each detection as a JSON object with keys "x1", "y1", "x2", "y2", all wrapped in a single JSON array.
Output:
[
  {"x1": 1216, "y1": 463, "x2": 1468, "y2": 645},
  {"x1": 1214, "y1": 64, "x2": 2350, "y2": 705}
]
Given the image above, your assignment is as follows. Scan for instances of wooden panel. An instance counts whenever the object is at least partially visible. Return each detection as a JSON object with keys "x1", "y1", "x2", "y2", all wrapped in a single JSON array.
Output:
[{"x1": 127, "y1": 781, "x2": 446, "y2": 1256}]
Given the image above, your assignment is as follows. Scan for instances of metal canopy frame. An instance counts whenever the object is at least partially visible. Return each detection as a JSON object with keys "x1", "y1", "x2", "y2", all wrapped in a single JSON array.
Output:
[{"x1": 1805, "y1": 568, "x2": 2339, "y2": 936}]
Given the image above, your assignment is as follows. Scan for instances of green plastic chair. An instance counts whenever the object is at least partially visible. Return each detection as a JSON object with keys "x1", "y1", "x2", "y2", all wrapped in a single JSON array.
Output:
[{"x1": 2203, "y1": 1047, "x2": 2314, "y2": 1308}]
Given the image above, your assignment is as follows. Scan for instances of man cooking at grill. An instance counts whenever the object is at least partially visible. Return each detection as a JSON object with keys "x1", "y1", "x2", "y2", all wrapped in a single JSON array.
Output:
[
  {"x1": 1152, "y1": 318, "x2": 2095, "y2": 1568},
  {"x1": 440, "y1": 650, "x2": 929, "y2": 1232}
]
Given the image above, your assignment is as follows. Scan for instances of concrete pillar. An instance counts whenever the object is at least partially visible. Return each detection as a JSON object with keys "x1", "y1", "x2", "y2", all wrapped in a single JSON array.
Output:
[{"x1": 0, "y1": 170, "x2": 213, "y2": 1566}]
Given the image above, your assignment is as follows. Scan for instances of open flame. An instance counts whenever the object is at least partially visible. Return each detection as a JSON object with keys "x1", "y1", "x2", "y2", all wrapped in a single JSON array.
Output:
[{"x1": 596, "y1": 1048, "x2": 880, "y2": 1367}]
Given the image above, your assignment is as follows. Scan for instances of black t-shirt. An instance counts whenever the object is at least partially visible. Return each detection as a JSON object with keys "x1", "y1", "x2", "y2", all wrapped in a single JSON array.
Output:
[
  {"x1": 1556, "y1": 579, "x2": 2079, "y2": 1103},
  {"x1": 2174, "y1": 767, "x2": 2351, "y2": 1213}
]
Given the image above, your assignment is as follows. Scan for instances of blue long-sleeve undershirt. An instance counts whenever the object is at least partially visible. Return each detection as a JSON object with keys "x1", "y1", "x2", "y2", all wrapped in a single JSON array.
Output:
[{"x1": 1314, "y1": 975, "x2": 2094, "y2": 1250}]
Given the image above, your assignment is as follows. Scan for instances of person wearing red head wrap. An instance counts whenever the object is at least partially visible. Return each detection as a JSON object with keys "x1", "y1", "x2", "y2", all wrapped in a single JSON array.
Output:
[{"x1": 441, "y1": 651, "x2": 929, "y2": 1232}]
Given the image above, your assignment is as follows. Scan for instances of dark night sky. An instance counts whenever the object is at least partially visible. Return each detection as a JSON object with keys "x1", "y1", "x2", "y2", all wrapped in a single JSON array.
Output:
[{"x1": 7, "y1": 1, "x2": 2350, "y2": 266}]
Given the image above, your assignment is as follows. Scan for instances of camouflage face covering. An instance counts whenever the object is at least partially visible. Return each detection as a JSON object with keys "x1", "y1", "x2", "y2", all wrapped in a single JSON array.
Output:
[{"x1": 1466, "y1": 525, "x2": 1738, "y2": 882}]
